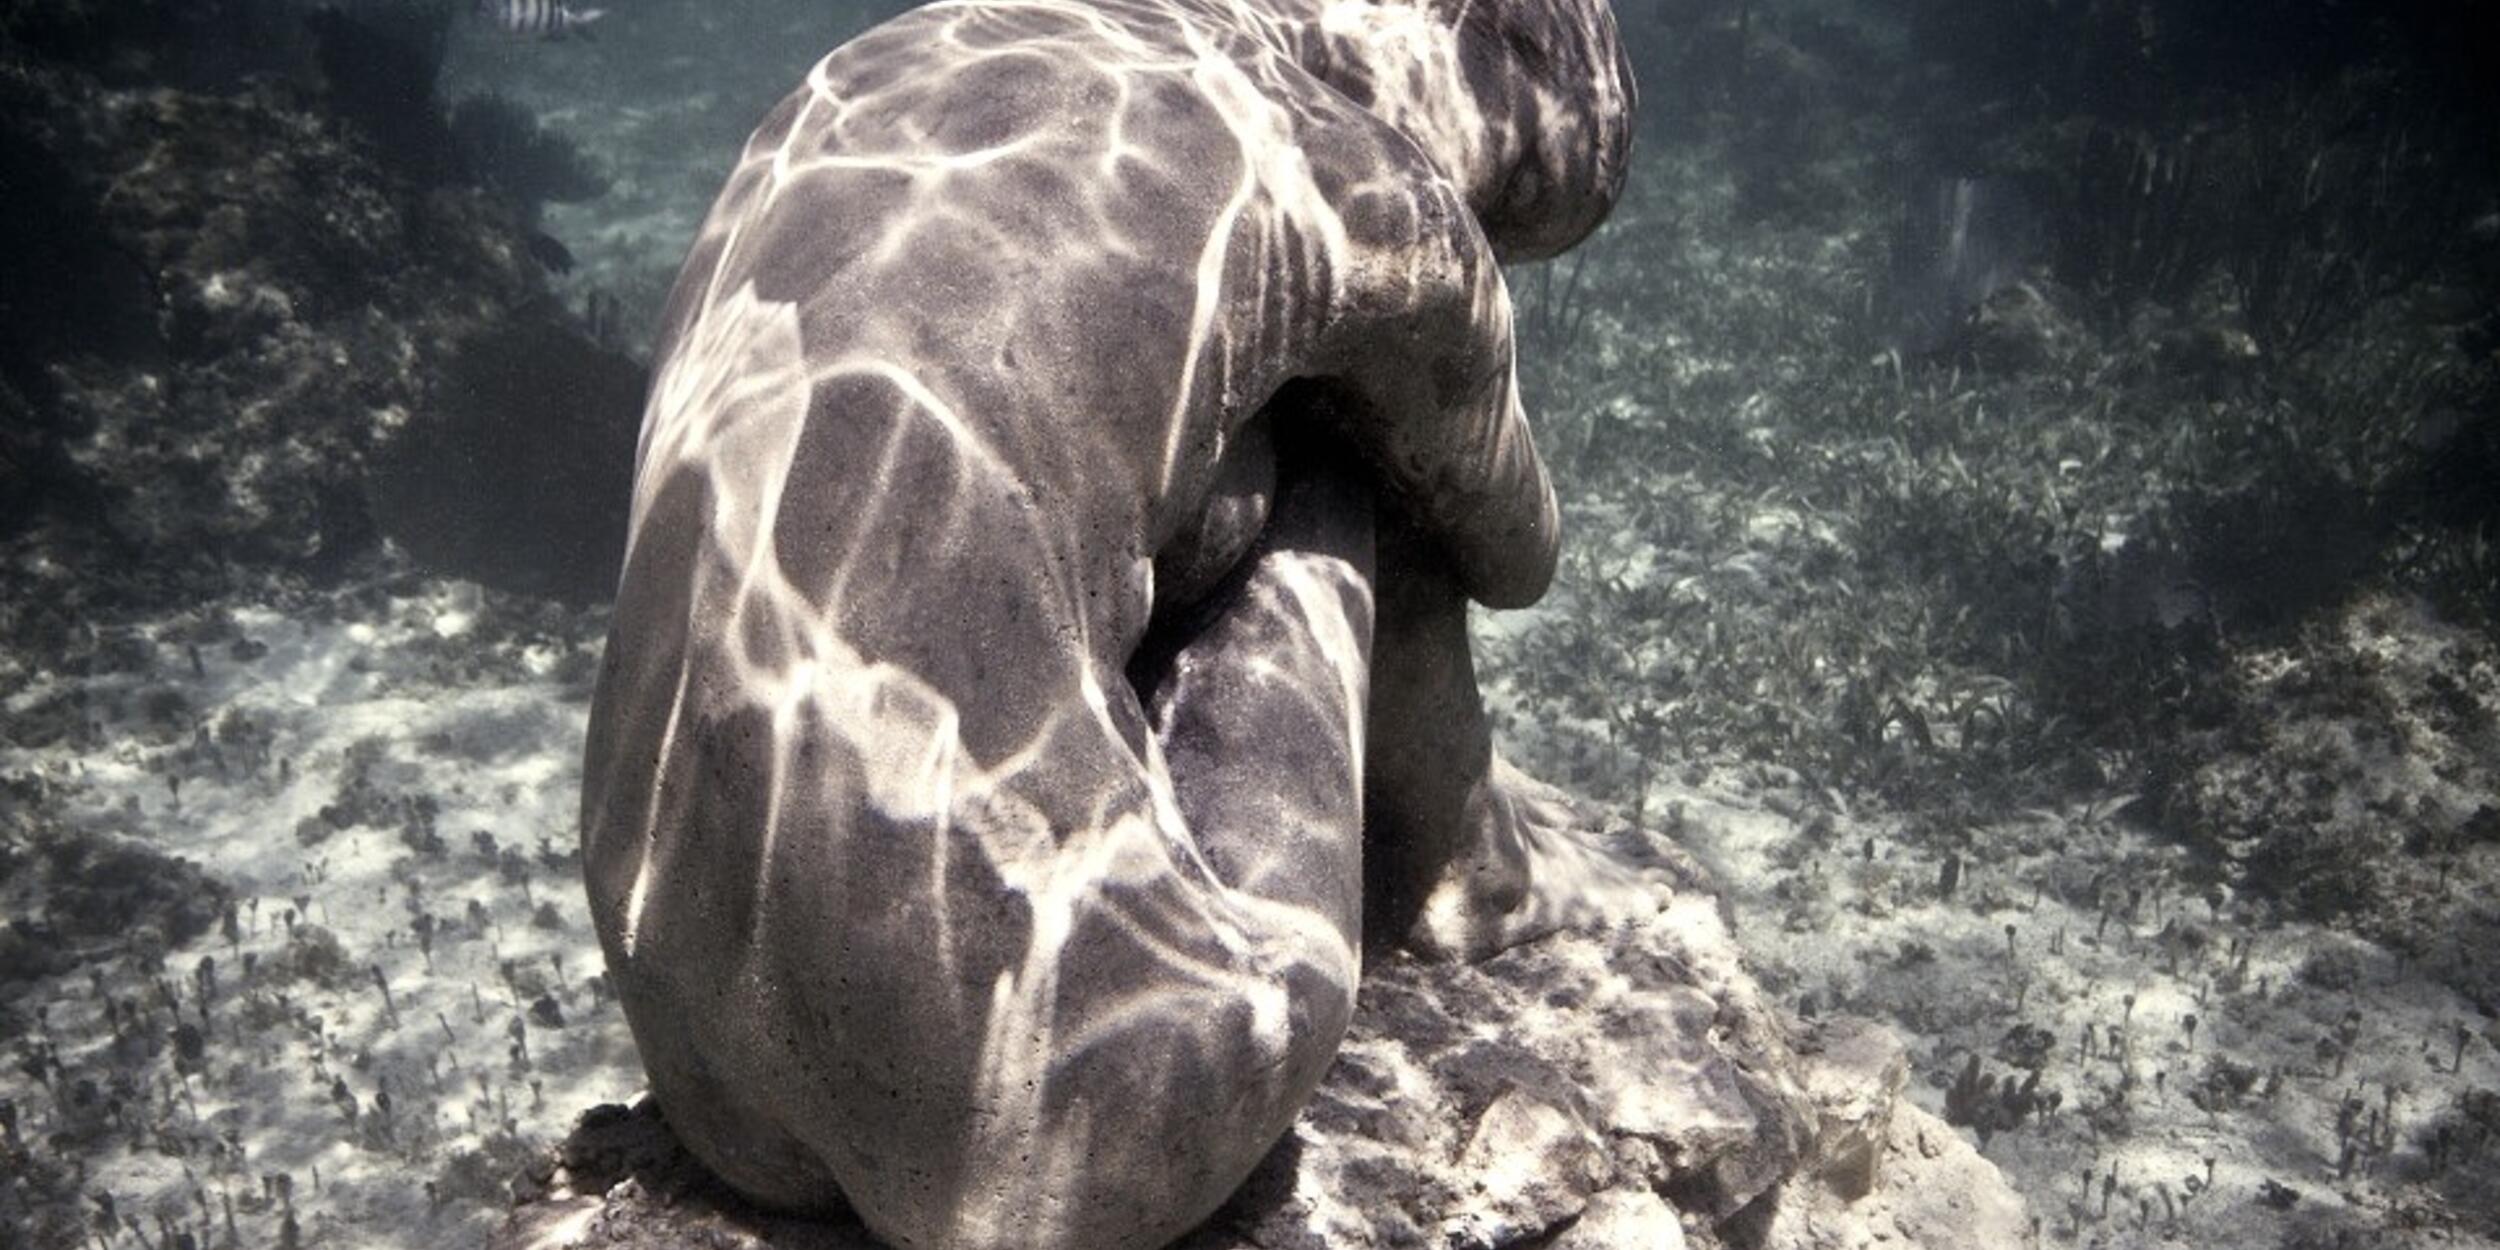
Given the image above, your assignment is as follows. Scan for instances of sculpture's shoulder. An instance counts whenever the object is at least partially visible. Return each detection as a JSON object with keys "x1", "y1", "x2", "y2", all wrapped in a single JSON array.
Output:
[
  {"x1": 762, "y1": 0, "x2": 1461, "y2": 235},
  {"x1": 650, "y1": 0, "x2": 1485, "y2": 443}
]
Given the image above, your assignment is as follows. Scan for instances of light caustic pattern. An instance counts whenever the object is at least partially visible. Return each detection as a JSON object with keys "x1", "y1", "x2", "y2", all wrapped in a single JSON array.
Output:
[{"x1": 580, "y1": 0, "x2": 1634, "y2": 1245}]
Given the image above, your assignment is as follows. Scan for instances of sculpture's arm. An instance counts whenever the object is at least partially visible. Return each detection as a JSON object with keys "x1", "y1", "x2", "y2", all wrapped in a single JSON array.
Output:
[{"x1": 1303, "y1": 135, "x2": 1559, "y2": 611}]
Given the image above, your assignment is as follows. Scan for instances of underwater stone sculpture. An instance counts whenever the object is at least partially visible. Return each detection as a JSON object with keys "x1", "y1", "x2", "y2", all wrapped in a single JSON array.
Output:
[{"x1": 579, "y1": 0, "x2": 1643, "y2": 1245}]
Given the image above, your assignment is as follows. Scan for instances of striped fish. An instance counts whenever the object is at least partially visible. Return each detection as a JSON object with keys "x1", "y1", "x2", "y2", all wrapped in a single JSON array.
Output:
[{"x1": 476, "y1": 0, "x2": 606, "y2": 39}]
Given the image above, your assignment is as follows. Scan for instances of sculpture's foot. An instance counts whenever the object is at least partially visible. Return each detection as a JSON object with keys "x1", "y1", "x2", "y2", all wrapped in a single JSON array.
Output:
[
  {"x1": 1403, "y1": 754, "x2": 1680, "y2": 962},
  {"x1": 1361, "y1": 508, "x2": 1691, "y2": 964}
]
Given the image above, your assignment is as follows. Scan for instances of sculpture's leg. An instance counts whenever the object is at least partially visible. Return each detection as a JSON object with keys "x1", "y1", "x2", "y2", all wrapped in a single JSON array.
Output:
[
  {"x1": 866, "y1": 452, "x2": 1381, "y2": 1248},
  {"x1": 1362, "y1": 506, "x2": 1670, "y2": 962},
  {"x1": 1149, "y1": 443, "x2": 1376, "y2": 942},
  {"x1": 588, "y1": 439, "x2": 1379, "y2": 1250}
]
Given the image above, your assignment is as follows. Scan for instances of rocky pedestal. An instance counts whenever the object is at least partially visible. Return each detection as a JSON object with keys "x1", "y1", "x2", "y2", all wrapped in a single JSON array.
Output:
[{"x1": 492, "y1": 831, "x2": 2026, "y2": 1250}]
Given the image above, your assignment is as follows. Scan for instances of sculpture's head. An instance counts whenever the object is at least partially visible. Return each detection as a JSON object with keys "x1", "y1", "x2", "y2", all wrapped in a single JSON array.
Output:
[
  {"x1": 1442, "y1": 0, "x2": 1637, "y2": 261},
  {"x1": 1303, "y1": 0, "x2": 1637, "y2": 262}
]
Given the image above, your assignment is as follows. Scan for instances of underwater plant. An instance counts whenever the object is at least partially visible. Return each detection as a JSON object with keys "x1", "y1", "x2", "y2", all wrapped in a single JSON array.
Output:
[
  {"x1": 2049, "y1": 125, "x2": 2213, "y2": 336},
  {"x1": 2208, "y1": 82, "x2": 2485, "y2": 363}
]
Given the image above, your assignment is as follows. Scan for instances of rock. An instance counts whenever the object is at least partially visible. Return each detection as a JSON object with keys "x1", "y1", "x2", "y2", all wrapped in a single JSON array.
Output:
[
  {"x1": 1550, "y1": 1189, "x2": 1686, "y2": 1250},
  {"x1": 1794, "y1": 1017, "x2": 1906, "y2": 1202},
  {"x1": 1752, "y1": 1099, "x2": 2031, "y2": 1250},
  {"x1": 1446, "y1": 1086, "x2": 1612, "y2": 1246},
  {"x1": 494, "y1": 826, "x2": 2028, "y2": 1249},
  {"x1": 491, "y1": 1101, "x2": 881, "y2": 1250},
  {"x1": 0, "y1": 825, "x2": 230, "y2": 987},
  {"x1": 1741, "y1": 1018, "x2": 2029, "y2": 1250}
]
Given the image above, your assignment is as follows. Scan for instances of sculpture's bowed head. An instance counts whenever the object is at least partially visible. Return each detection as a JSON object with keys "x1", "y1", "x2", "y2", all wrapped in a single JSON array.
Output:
[
  {"x1": 1301, "y1": 0, "x2": 1638, "y2": 261},
  {"x1": 1447, "y1": 0, "x2": 1639, "y2": 261}
]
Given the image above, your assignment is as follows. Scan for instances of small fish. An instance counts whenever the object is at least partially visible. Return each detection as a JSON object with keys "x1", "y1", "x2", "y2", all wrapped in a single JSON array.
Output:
[{"x1": 476, "y1": 0, "x2": 606, "y2": 40}]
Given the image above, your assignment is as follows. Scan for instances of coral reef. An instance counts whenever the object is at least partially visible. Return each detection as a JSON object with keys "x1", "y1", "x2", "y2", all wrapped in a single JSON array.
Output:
[
  {"x1": 366, "y1": 309, "x2": 643, "y2": 604},
  {"x1": 0, "y1": 13, "x2": 630, "y2": 624}
]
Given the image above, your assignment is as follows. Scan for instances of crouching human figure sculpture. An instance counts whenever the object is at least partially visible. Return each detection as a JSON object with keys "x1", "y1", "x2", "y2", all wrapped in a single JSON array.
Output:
[{"x1": 580, "y1": 0, "x2": 1643, "y2": 1244}]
